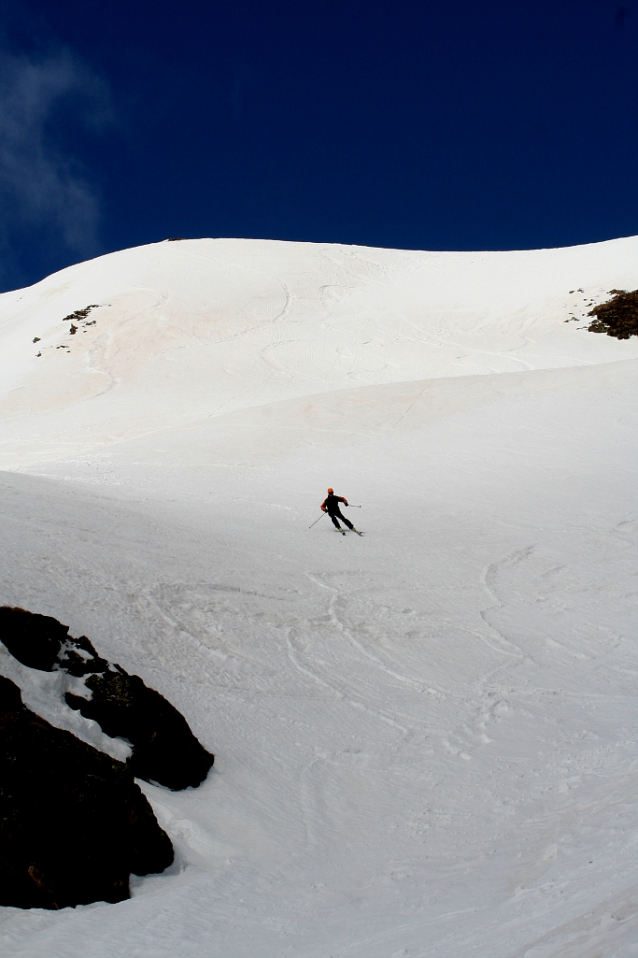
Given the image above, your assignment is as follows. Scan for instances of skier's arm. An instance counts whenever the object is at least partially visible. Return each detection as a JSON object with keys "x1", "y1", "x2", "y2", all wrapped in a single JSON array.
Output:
[
  {"x1": 321, "y1": 498, "x2": 328, "y2": 512},
  {"x1": 338, "y1": 497, "x2": 348, "y2": 506}
]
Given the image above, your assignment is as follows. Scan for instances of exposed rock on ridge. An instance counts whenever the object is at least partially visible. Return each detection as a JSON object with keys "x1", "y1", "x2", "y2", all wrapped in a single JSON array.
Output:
[{"x1": 588, "y1": 289, "x2": 638, "y2": 339}]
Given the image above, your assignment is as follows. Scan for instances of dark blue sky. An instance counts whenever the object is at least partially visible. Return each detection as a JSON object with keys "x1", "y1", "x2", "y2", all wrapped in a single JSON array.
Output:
[{"x1": 0, "y1": 0, "x2": 637, "y2": 291}]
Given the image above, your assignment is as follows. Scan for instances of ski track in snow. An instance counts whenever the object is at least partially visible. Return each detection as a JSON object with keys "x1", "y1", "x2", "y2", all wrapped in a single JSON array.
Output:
[{"x1": 1, "y1": 237, "x2": 638, "y2": 957}]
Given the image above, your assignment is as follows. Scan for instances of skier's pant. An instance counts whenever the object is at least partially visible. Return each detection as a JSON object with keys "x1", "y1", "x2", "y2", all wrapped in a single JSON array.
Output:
[{"x1": 328, "y1": 508, "x2": 353, "y2": 531}]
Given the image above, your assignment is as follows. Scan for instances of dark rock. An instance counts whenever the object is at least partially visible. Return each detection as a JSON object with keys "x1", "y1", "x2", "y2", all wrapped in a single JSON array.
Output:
[
  {"x1": 0, "y1": 675, "x2": 173, "y2": 910},
  {"x1": 587, "y1": 289, "x2": 638, "y2": 339},
  {"x1": 67, "y1": 671, "x2": 214, "y2": 790},
  {"x1": 62, "y1": 305, "x2": 100, "y2": 323},
  {"x1": 0, "y1": 607, "x2": 214, "y2": 790},
  {"x1": 0, "y1": 608, "x2": 70, "y2": 671}
]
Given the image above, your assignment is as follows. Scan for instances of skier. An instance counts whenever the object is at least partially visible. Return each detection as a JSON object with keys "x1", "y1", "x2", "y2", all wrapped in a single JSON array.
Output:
[{"x1": 321, "y1": 488, "x2": 357, "y2": 533}]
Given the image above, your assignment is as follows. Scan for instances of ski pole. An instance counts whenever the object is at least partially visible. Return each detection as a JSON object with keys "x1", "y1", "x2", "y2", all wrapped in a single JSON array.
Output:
[
  {"x1": 348, "y1": 505, "x2": 362, "y2": 508},
  {"x1": 309, "y1": 511, "x2": 327, "y2": 529}
]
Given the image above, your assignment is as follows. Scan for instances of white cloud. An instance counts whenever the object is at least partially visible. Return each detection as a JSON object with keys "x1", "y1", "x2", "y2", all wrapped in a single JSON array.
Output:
[{"x1": 0, "y1": 47, "x2": 111, "y2": 269}]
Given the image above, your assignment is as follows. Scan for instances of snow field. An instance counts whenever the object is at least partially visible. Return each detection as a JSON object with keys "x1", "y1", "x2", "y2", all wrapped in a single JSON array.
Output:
[{"x1": 1, "y1": 237, "x2": 638, "y2": 956}]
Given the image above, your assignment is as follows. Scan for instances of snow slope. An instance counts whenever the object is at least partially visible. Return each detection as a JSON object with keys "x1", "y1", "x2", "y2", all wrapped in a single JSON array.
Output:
[{"x1": 1, "y1": 237, "x2": 638, "y2": 957}]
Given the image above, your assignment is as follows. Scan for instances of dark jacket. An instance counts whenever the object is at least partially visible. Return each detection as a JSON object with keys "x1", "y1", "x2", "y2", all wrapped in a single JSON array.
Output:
[{"x1": 321, "y1": 493, "x2": 348, "y2": 514}]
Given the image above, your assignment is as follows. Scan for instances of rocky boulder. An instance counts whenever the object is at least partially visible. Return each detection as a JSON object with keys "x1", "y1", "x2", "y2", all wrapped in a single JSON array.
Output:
[{"x1": 0, "y1": 676, "x2": 174, "y2": 910}]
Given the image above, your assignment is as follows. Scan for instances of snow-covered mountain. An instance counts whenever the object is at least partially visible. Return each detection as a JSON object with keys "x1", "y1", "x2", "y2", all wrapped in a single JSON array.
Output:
[{"x1": 1, "y1": 237, "x2": 638, "y2": 957}]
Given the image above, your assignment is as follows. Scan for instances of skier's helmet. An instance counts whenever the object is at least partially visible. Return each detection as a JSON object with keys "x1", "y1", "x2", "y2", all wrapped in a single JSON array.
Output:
[{"x1": 327, "y1": 488, "x2": 333, "y2": 494}]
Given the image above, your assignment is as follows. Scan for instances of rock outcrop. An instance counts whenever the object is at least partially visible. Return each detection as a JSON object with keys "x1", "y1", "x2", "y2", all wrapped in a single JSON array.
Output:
[
  {"x1": 588, "y1": 289, "x2": 638, "y2": 339},
  {"x1": 0, "y1": 606, "x2": 214, "y2": 790},
  {"x1": 0, "y1": 675, "x2": 174, "y2": 910}
]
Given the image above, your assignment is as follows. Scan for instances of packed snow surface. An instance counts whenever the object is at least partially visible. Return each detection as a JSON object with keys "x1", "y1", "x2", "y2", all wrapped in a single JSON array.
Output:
[{"x1": 1, "y1": 237, "x2": 638, "y2": 957}]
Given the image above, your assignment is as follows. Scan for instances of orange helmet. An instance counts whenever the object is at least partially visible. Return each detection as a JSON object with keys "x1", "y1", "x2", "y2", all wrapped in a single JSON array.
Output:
[{"x1": 327, "y1": 487, "x2": 333, "y2": 494}]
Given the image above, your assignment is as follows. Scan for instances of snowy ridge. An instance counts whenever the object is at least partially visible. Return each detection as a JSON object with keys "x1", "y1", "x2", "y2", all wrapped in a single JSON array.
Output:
[
  {"x1": 1, "y1": 237, "x2": 638, "y2": 957},
  {"x1": 1, "y1": 236, "x2": 637, "y2": 469}
]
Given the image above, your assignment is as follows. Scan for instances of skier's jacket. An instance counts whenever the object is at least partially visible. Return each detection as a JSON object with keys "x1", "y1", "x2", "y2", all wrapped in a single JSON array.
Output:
[{"x1": 321, "y1": 493, "x2": 348, "y2": 514}]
